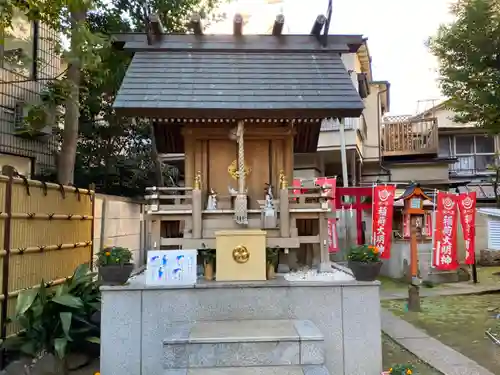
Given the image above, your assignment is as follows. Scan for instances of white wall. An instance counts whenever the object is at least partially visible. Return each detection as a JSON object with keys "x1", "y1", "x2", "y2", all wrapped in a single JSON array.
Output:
[
  {"x1": 93, "y1": 194, "x2": 145, "y2": 268},
  {"x1": 363, "y1": 85, "x2": 382, "y2": 160}
]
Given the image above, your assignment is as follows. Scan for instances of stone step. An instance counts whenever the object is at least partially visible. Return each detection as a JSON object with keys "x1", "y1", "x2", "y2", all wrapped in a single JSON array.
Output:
[
  {"x1": 165, "y1": 365, "x2": 330, "y2": 375},
  {"x1": 163, "y1": 319, "x2": 324, "y2": 369}
]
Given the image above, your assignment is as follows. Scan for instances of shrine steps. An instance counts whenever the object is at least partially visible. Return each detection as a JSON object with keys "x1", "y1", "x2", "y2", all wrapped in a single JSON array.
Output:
[{"x1": 162, "y1": 319, "x2": 331, "y2": 375}]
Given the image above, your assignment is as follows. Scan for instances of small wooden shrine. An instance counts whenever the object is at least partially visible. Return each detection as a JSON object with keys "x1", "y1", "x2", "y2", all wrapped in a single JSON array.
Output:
[
  {"x1": 395, "y1": 183, "x2": 433, "y2": 311},
  {"x1": 112, "y1": 13, "x2": 364, "y2": 278}
]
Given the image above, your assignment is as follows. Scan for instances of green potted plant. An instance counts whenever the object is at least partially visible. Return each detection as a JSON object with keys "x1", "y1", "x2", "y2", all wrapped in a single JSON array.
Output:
[
  {"x1": 199, "y1": 248, "x2": 216, "y2": 281},
  {"x1": 96, "y1": 246, "x2": 133, "y2": 285},
  {"x1": 266, "y1": 247, "x2": 279, "y2": 280},
  {"x1": 3, "y1": 264, "x2": 100, "y2": 375},
  {"x1": 383, "y1": 363, "x2": 415, "y2": 375},
  {"x1": 347, "y1": 244, "x2": 382, "y2": 281}
]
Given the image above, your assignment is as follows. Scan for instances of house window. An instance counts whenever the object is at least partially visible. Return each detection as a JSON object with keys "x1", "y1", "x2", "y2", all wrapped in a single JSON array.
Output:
[
  {"x1": 0, "y1": 7, "x2": 37, "y2": 78},
  {"x1": 438, "y1": 136, "x2": 451, "y2": 157},
  {"x1": 0, "y1": 153, "x2": 32, "y2": 177},
  {"x1": 449, "y1": 134, "x2": 496, "y2": 175}
]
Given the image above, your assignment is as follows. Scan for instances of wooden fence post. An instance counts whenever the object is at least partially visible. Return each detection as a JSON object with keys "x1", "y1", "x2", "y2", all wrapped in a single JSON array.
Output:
[
  {"x1": 0, "y1": 171, "x2": 14, "y2": 369},
  {"x1": 89, "y1": 183, "x2": 96, "y2": 270}
]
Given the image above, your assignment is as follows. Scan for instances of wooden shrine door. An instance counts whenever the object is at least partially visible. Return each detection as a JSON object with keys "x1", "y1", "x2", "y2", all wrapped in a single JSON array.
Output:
[{"x1": 335, "y1": 187, "x2": 373, "y2": 245}]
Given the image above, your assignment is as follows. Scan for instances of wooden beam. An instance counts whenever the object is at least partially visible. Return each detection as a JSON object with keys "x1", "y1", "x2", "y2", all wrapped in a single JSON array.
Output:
[
  {"x1": 272, "y1": 14, "x2": 285, "y2": 36},
  {"x1": 190, "y1": 13, "x2": 203, "y2": 35},
  {"x1": 310, "y1": 14, "x2": 326, "y2": 38},
  {"x1": 149, "y1": 13, "x2": 164, "y2": 42},
  {"x1": 233, "y1": 13, "x2": 243, "y2": 36}
]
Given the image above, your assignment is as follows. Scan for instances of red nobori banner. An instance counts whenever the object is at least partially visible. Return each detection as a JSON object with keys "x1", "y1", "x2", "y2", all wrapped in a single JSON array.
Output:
[
  {"x1": 315, "y1": 177, "x2": 339, "y2": 253},
  {"x1": 432, "y1": 192, "x2": 459, "y2": 270},
  {"x1": 372, "y1": 185, "x2": 396, "y2": 259},
  {"x1": 458, "y1": 192, "x2": 476, "y2": 265}
]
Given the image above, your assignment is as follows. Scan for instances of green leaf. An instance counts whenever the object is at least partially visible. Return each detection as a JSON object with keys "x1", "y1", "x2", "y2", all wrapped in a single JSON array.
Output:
[
  {"x1": 51, "y1": 295, "x2": 83, "y2": 309},
  {"x1": 55, "y1": 283, "x2": 69, "y2": 297},
  {"x1": 54, "y1": 337, "x2": 68, "y2": 359},
  {"x1": 60, "y1": 312, "x2": 72, "y2": 339},
  {"x1": 73, "y1": 263, "x2": 90, "y2": 280},
  {"x1": 3, "y1": 335, "x2": 27, "y2": 351},
  {"x1": 16, "y1": 289, "x2": 39, "y2": 316},
  {"x1": 85, "y1": 336, "x2": 100, "y2": 344},
  {"x1": 20, "y1": 340, "x2": 37, "y2": 356}
]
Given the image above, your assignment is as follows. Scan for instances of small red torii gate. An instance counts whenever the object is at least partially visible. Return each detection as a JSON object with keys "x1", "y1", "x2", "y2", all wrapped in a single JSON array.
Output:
[{"x1": 335, "y1": 187, "x2": 373, "y2": 245}]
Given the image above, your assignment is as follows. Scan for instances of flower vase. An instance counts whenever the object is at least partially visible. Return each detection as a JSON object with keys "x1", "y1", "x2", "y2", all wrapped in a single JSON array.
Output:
[
  {"x1": 204, "y1": 262, "x2": 214, "y2": 281},
  {"x1": 348, "y1": 261, "x2": 382, "y2": 281},
  {"x1": 99, "y1": 263, "x2": 134, "y2": 285},
  {"x1": 266, "y1": 263, "x2": 276, "y2": 280}
]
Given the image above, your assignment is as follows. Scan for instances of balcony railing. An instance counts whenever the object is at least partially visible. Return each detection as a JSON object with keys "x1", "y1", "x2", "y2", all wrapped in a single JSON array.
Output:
[{"x1": 381, "y1": 116, "x2": 438, "y2": 157}]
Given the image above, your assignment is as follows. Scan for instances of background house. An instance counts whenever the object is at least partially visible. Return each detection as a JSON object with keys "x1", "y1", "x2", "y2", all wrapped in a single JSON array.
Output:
[
  {"x1": 414, "y1": 102, "x2": 499, "y2": 203},
  {"x1": 294, "y1": 39, "x2": 388, "y2": 186},
  {"x1": 0, "y1": 8, "x2": 61, "y2": 177}
]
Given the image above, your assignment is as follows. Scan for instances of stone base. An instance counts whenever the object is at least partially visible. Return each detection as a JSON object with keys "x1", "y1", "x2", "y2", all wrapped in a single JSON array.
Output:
[
  {"x1": 479, "y1": 249, "x2": 500, "y2": 266},
  {"x1": 100, "y1": 275, "x2": 382, "y2": 375}
]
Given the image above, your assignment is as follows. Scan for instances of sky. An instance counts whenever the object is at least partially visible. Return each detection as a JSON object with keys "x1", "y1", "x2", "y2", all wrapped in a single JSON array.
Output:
[{"x1": 207, "y1": 0, "x2": 456, "y2": 115}]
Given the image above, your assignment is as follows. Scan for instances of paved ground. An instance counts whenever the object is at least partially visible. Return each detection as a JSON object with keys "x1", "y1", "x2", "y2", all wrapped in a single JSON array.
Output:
[
  {"x1": 380, "y1": 283, "x2": 500, "y2": 300},
  {"x1": 381, "y1": 310, "x2": 495, "y2": 375},
  {"x1": 381, "y1": 283, "x2": 499, "y2": 375}
]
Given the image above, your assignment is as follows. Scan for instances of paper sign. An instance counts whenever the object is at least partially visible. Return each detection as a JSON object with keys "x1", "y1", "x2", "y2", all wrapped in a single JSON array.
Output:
[{"x1": 146, "y1": 249, "x2": 197, "y2": 286}]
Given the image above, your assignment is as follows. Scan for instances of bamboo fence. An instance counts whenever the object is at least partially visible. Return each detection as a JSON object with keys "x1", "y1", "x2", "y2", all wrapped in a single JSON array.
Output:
[{"x1": 0, "y1": 173, "x2": 94, "y2": 346}]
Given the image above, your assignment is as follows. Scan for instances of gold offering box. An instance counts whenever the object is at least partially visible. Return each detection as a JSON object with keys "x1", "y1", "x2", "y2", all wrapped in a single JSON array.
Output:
[{"x1": 215, "y1": 229, "x2": 267, "y2": 281}]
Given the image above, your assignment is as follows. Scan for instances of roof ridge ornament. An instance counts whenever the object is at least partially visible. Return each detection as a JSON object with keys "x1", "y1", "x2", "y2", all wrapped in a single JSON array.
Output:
[
  {"x1": 233, "y1": 13, "x2": 243, "y2": 36},
  {"x1": 149, "y1": 13, "x2": 164, "y2": 43},
  {"x1": 272, "y1": 14, "x2": 285, "y2": 36},
  {"x1": 190, "y1": 13, "x2": 203, "y2": 35}
]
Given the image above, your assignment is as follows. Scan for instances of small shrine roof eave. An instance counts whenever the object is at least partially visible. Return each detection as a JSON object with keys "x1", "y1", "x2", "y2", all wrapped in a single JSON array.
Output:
[
  {"x1": 110, "y1": 33, "x2": 365, "y2": 54},
  {"x1": 114, "y1": 107, "x2": 364, "y2": 120},
  {"x1": 395, "y1": 183, "x2": 433, "y2": 202}
]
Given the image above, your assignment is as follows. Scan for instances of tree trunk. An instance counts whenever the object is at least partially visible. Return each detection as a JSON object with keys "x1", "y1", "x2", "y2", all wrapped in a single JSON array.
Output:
[
  {"x1": 58, "y1": 9, "x2": 86, "y2": 185},
  {"x1": 150, "y1": 123, "x2": 164, "y2": 186}
]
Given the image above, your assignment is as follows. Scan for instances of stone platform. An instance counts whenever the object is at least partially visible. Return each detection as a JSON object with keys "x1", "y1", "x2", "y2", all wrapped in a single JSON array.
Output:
[{"x1": 100, "y1": 274, "x2": 382, "y2": 375}]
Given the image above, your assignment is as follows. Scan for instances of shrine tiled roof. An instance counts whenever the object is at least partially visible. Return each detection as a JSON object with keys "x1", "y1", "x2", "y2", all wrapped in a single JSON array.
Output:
[{"x1": 112, "y1": 34, "x2": 365, "y2": 119}]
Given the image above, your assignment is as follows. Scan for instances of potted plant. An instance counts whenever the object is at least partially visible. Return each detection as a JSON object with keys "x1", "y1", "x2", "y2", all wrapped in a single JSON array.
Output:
[
  {"x1": 199, "y1": 248, "x2": 216, "y2": 281},
  {"x1": 383, "y1": 363, "x2": 415, "y2": 375},
  {"x1": 347, "y1": 244, "x2": 382, "y2": 281},
  {"x1": 266, "y1": 247, "x2": 279, "y2": 280},
  {"x1": 96, "y1": 246, "x2": 133, "y2": 285},
  {"x1": 3, "y1": 264, "x2": 101, "y2": 375}
]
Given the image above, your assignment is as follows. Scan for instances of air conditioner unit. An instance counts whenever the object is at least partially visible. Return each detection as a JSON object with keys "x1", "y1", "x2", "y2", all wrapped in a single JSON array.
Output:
[{"x1": 13, "y1": 101, "x2": 53, "y2": 138}]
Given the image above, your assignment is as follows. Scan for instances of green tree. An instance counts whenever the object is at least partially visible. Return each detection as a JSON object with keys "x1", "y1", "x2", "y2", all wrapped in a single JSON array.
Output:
[
  {"x1": 428, "y1": 0, "x2": 500, "y2": 133},
  {"x1": 1, "y1": 0, "x2": 108, "y2": 185},
  {"x1": 3, "y1": 0, "x2": 225, "y2": 190}
]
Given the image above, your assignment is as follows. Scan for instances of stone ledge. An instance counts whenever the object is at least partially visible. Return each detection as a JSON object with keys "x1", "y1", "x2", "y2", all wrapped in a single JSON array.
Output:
[{"x1": 101, "y1": 273, "x2": 380, "y2": 291}]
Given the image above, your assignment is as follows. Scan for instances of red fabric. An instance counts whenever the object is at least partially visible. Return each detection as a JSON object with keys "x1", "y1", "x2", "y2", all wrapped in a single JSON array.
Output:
[
  {"x1": 315, "y1": 177, "x2": 338, "y2": 253},
  {"x1": 371, "y1": 185, "x2": 396, "y2": 259},
  {"x1": 292, "y1": 179, "x2": 303, "y2": 200},
  {"x1": 432, "y1": 192, "x2": 459, "y2": 270},
  {"x1": 458, "y1": 192, "x2": 476, "y2": 265}
]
